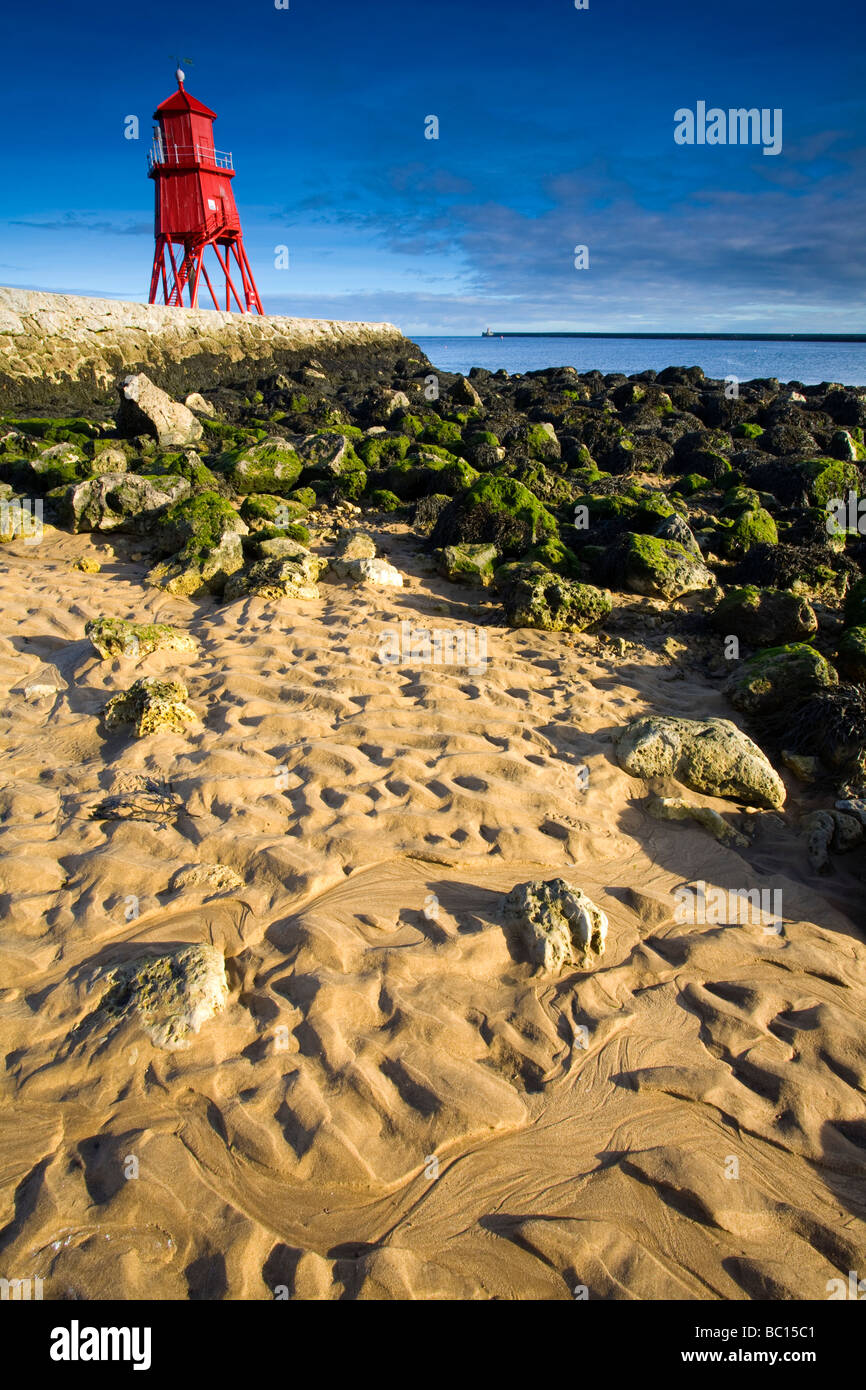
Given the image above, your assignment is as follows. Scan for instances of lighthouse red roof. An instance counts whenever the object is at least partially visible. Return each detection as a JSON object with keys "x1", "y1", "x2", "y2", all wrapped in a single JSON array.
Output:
[{"x1": 153, "y1": 84, "x2": 217, "y2": 121}]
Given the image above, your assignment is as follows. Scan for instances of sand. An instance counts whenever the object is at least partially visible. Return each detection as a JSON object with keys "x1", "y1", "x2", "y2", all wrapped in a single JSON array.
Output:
[{"x1": 0, "y1": 518, "x2": 864, "y2": 1301}]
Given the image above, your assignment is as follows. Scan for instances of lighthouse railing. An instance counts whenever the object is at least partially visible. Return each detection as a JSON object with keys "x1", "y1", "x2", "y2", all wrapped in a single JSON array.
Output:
[{"x1": 147, "y1": 141, "x2": 234, "y2": 171}]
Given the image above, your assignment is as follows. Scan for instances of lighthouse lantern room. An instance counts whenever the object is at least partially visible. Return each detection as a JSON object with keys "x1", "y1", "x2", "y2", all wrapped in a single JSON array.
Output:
[{"x1": 147, "y1": 69, "x2": 263, "y2": 313}]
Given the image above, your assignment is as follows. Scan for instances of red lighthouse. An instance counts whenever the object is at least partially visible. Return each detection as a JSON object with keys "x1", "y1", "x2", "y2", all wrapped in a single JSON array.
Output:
[{"x1": 147, "y1": 69, "x2": 264, "y2": 314}]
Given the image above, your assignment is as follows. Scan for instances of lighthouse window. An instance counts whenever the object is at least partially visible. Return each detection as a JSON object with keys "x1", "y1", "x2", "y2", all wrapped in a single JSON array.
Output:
[{"x1": 207, "y1": 199, "x2": 217, "y2": 211}]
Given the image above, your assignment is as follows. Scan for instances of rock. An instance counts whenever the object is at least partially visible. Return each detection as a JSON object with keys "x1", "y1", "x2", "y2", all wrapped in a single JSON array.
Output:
[
  {"x1": 436, "y1": 542, "x2": 499, "y2": 587},
  {"x1": 724, "y1": 643, "x2": 837, "y2": 716},
  {"x1": 613, "y1": 714, "x2": 786, "y2": 809},
  {"x1": 184, "y1": 392, "x2": 215, "y2": 417},
  {"x1": 55, "y1": 472, "x2": 191, "y2": 533},
  {"x1": 836, "y1": 796, "x2": 866, "y2": 822},
  {"x1": 30, "y1": 440, "x2": 86, "y2": 487},
  {"x1": 431, "y1": 475, "x2": 557, "y2": 558},
  {"x1": 296, "y1": 433, "x2": 367, "y2": 500},
  {"x1": 845, "y1": 578, "x2": 866, "y2": 627},
  {"x1": 148, "y1": 530, "x2": 245, "y2": 598},
  {"x1": 169, "y1": 864, "x2": 244, "y2": 894},
  {"x1": 716, "y1": 505, "x2": 778, "y2": 558},
  {"x1": 379, "y1": 389, "x2": 411, "y2": 418},
  {"x1": 450, "y1": 376, "x2": 483, "y2": 409},
  {"x1": 802, "y1": 810, "x2": 836, "y2": 873},
  {"x1": 711, "y1": 587, "x2": 817, "y2": 646},
  {"x1": 239, "y1": 493, "x2": 309, "y2": 534},
  {"x1": 102, "y1": 677, "x2": 197, "y2": 737},
  {"x1": 223, "y1": 554, "x2": 323, "y2": 601},
  {"x1": 147, "y1": 492, "x2": 249, "y2": 598},
  {"x1": 781, "y1": 750, "x2": 820, "y2": 782},
  {"x1": 654, "y1": 512, "x2": 703, "y2": 558},
  {"x1": 328, "y1": 529, "x2": 377, "y2": 580},
  {"x1": 117, "y1": 373, "x2": 203, "y2": 447},
  {"x1": 414, "y1": 493, "x2": 451, "y2": 538},
  {"x1": 73, "y1": 556, "x2": 101, "y2": 573},
  {"x1": 495, "y1": 561, "x2": 612, "y2": 632},
  {"x1": 830, "y1": 809, "x2": 864, "y2": 853},
  {"x1": 226, "y1": 437, "x2": 304, "y2": 496},
  {"x1": 13, "y1": 662, "x2": 66, "y2": 702},
  {"x1": 646, "y1": 794, "x2": 750, "y2": 848},
  {"x1": 837, "y1": 626, "x2": 866, "y2": 683},
  {"x1": 615, "y1": 534, "x2": 715, "y2": 601},
  {"x1": 96, "y1": 943, "x2": 228, "y2": 1050},
  {"x1": 341, "y1": 556, "x2": 403, "y2": 587},
  {"x1": 255, "y1": 535, "x2": 316, "y2": 561},
  {"x1": 90, "y1": 446, "x2": 130, "y2": 475},
  {"x1": 503, "y1": 878, "x2": 607, "y2": 972},
  {"x1": 86, "y1": 617, "x2": 197, "y2": 660}
]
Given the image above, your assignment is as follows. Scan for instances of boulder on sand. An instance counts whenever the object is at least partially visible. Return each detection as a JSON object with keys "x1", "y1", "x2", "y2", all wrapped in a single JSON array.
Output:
[
  {"x1": 96, "y1": 943, "x2": 228, "y2": 1051},
  {"x1": 503, "y1": 878, "x2": 608, "y2": 972},
  {"x1": 613, "y1": 714, "x2": 786, "y2": 809}
]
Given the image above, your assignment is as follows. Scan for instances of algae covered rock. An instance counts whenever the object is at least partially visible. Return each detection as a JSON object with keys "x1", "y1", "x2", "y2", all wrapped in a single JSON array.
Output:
[
  {"x1": 436, "y1": 542, "x2": 499, "y2": 587},
  {"x1": 223, "y1": 552, "x2": 324, "y2": 601},
  {"x1": 86, "y1": 617, "x2": 197, "y2": 660},
  {"x1": 116, "y1": 373, "x2": 203, "y2": 448},
  {"x1": 298, "y1": 432, "x2": 367, "y2": 500},
  {"x1": 102, "y1": 676, "x2": 197, "y2": 737},
  {"x1": 723, "y1": 643, "x2": 837, "y2": 715},
  {"x1": 711, "y1": 587, "x2": 818, "y2": 646},
  {"x1": 239, "y1": 492, "x2": 309, "y2": 534},
  {"x1": 226, "y1": 437, "x2": 303, "y2": 495},
  {"x1": 503, "y1": 878, "x2": 607, "y2": 972},
  {"x1": 613, "y1": 714, "x2": 786, "y2": 808},
  {"x1": 97, "y1": 943, "x2": 227, "y2": 1050},
  {"x1": 147, "y1": 531, "x2": 245, "y2": 598},
  {"x1": 148, "y1": 492, "x2": 248, "y2": 597},
  {"x1": 615, "y1": 533, "x2": 714, "y2": 601},
  {"x1": 717, "y1": 505, "x2": 778, "y2": 558},
  {"x1": 431, "y1": 474, "x2": 557, "y2": 557},
  {"x1": 56, "y1": 472, "x2": 191, "y2": 533},
  {"x1": 496, "y1": 561, "x2": 611, "y2": 632}
]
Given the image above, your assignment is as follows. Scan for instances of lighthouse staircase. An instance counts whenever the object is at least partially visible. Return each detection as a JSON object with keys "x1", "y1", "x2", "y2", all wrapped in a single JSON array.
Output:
[{"x1": 166, "y1": 212, "x2": 227, "y2": 306}]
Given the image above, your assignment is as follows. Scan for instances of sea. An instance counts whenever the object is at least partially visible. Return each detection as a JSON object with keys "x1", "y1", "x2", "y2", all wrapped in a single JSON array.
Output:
[{"x1": 412, "y1": 337, "x2": 866, "y2": 387}]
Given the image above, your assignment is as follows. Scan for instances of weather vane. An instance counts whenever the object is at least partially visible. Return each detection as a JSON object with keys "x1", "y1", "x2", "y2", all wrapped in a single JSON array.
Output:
[{"x1": 170, "y1": 55, "x2": 195, "y2": 85}]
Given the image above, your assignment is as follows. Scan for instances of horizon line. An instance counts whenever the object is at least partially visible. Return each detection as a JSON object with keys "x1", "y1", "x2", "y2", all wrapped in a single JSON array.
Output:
[{"x1": 413, "y1": 331, "x2": 866, "y2": 343}]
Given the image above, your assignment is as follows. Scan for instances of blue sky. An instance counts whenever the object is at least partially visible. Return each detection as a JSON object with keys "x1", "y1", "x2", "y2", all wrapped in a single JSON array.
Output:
[{"x1": 1, "y1": 0, "x2": 863, "y2": 332}]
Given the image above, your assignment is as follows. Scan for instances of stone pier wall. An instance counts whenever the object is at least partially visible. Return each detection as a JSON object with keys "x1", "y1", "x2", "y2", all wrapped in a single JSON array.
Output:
[{"x1": 0, "y1": 287, "x2": 420, "y2": 415}]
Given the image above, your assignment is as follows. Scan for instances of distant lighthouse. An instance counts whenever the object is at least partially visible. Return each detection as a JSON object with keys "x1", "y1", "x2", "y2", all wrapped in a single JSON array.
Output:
[{"x1": 147, "y1": 69, "x2": 264, "y2": 313}]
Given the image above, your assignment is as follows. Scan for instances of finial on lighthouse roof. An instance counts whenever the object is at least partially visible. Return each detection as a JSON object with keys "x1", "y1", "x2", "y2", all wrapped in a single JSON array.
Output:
[{"x1": 175, "y1": 66, "x2": 185, "y2": 86}]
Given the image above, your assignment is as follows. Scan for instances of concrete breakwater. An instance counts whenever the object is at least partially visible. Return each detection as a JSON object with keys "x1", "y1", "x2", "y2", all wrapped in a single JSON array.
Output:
[{"x1": 0, "y1": 287, "x2": 421, "y2": 414}]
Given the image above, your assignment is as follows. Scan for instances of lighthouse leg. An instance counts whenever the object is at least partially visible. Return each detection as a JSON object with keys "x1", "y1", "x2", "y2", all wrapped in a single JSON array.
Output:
[
  {"x1": 237, "y1": 242, "x2": 264, "y2": 314},
  {"x1": 148, "y1": 237, "x2": 166, "y2": 305},
  {"x1": 166, "y1": 241, "x2": 183, "y2": 306},
  {"x1": 189, "y1": 250, "x2": 204, "y2": 308}
]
